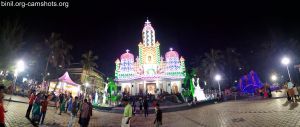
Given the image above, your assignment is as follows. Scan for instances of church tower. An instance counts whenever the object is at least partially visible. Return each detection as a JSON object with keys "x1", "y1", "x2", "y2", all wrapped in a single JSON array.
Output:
[{"x1": 138, "y1": 19, "x2": 161, "y2": 65}]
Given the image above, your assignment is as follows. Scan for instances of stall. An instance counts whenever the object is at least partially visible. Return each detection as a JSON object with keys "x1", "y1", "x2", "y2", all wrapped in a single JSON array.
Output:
[{"x1": 49, "y1": 72, "x2": 81, "y2": 96}]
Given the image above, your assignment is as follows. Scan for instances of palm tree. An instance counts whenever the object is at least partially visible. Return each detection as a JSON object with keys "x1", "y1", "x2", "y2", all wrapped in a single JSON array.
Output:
[
  {"x1": 44, "y1": 33, "x2": 73, "y2": 91},
  {"x1": 201, "y1": 49, "x2": 224, "y2": 87},
  {"x1": 43, "y1": 33, "x2": 73, "y2": 81},
  {"x1": 81, "y1": 50, "x2": 99, "y2": 73},
  {"x1": 81, "y1": 50, "x2": 99, "y2": 94}
]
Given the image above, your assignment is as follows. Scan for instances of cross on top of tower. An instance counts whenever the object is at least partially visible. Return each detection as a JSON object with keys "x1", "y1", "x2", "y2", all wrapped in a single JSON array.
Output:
[
  {"x1": 145, "y1": 17, "x2": 151, "y2": 24},
  {"x1": 126, "y1": 49, "x2": 130, "y2": 53}
]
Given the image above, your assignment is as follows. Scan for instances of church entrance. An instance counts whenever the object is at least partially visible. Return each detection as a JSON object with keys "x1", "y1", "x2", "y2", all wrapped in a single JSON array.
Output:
[
  {"x1": 172, "y1": 84, "x2": 179, "y2": 94},
  {"x1": 139, "y1": 84, "x2": 144, "y2": 94},
  {"x1": 124, "y1": 85, "x2": 130, "y2": 94},
  {"x1": 146, "y1": 83, "x2": 156, "y2": 94}
]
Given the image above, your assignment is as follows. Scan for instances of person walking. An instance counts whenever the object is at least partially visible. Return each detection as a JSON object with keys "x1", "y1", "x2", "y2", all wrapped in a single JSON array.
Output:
[
  {"x1": 79, "y1": 99, "x2": 90, "y2": 127},
  {"x1": 86, "y1": 98, "x2": 93, "y2": 126},
  {"x1": 31, "y1": 93, "x2": 42, "y2": 125},
  {"x1": 59, "y1": 93, "x2": 65, "y2": 115},
  {"x1": 143, "y1": 98, "x2": 149, "y2": 117},
  {"x1": 68, "y1": 96, "x2": 79, "y2": 127},
  {"x1": 67, "y1": 95, "x2": 73, "y2": 113},
  {"x1": 40, "y1": 95, "x2": 48, "y2": 125},
  {"x1": 139, "y1": 99, "x2": 143, "y2": 114},
  {"x1": 121, "y1": 98, "x2": 132, "y2": 127},
  {"x1": 25, "y1": 90, "x2": 36, "y2": 118},
  {"x1": 0, "y1": 85, "x2": 6, "y2": 127},
  {"x1": 66, "y1": 93, "x2": 72, "y2": 112},
  {"x1": 288, "y1": 80, "x2": 295, "y2": 102},
  {"x1": 154, "y1": 104, "x2": 162, "y2": 127},
  {"x1": 293, "y1": 85, "x2": 299, "y2": 100},
  {"x1": 132, "y1": 99, "x2": 136, "y2": 115}
]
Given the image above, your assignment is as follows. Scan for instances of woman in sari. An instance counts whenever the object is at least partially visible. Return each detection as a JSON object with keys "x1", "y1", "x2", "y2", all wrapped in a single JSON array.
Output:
[
  {"x1": 31, "y1": 93, "x2": 42, "y2": 125},
  {"x1": 60, "y1": 95, "x2": 66, "y2": 114}
]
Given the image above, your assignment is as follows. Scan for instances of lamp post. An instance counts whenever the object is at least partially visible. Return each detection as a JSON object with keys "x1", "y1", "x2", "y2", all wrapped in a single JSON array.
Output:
[
  {"x1": 271, "y1": 74, "x2": 277, "y2": 82},
  {"x1": 271, "y1": 74, "x2": 278, "y2": 87},
  {"x1": 281, "y1": 57, "x2": 292, "y2": 81},
  {"x1": 84, "y1": 82, "x2": 89, "y2": 99},
  {"x1": 13, "y1": 60, "x2": 25, "y2": 94},
  {"x1": 215, "y1": 74, "x2": 222, "y2": 96}
]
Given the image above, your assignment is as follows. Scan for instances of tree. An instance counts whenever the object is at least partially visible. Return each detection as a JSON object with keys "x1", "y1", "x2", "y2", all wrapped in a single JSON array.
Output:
[
  {"x1": 81, "y1": 50, "x2": 98, "y2": 74},
  {"x1": 81, "y1": 50, "x2": 99, "y2": 94},
  {"x1": 44, "y1": 33, "x2": 73, "y2": 91},
  {"x1": 44, "y1": 32, "x2": 73, "y2": 81},
  {"x1": 0, "y1": 19, "x2": 24, "y2": 79},
  {"x1": 201, "y1": 49, "x2": 224, "y2": 88},
  {"x1": 224, "y1": 48, "x2": 241, "y2": 86}
]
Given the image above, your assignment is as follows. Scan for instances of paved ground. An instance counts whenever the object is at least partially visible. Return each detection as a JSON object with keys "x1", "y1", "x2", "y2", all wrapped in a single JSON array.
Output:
[{"x1": 3, "y1": 91, "x2": 300, "y2": 127}]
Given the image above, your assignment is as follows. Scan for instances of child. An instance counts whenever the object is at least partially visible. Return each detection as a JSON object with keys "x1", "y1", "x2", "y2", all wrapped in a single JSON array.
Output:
[{"x1": 40, "y1": 95, "x2": 48, "y2": 125}]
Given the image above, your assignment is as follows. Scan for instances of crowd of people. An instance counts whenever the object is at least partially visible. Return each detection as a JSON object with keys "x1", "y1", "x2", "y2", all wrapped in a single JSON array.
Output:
[
  {"x1": 24, "y1": 90, "x2": 93, "y2": 127},
  {"x1": 121, "y1": 97, "x2": 162, "y2": 127}
]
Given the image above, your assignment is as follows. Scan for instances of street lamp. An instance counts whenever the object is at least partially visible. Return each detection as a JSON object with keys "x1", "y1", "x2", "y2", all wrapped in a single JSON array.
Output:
[
  {"x1": 281, "y1": 57, "x2": 292, "y2": 81},
  {"x1": 215, "y1": 74, "x2": 222, "y2": 96},
  {"x1": 13, "y1": 60, "x2": 25, "y2": 94},
  {"x1": 271, "y1": 74, "x2": 277, "y2": 82},
  {"x1": 84, "y1": 82, "x2": 89, "y2": 99}
]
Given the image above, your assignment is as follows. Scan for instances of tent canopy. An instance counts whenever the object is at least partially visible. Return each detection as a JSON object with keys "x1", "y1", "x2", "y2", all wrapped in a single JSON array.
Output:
[{"x1": 58, "y1": 72, "x2": 78, "y2": 86}]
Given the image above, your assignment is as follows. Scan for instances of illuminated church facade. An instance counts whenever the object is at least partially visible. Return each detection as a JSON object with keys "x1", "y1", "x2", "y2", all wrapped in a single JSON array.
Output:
[{"x1": 114, "y1": 20, "x2": 186, "y2": 95}]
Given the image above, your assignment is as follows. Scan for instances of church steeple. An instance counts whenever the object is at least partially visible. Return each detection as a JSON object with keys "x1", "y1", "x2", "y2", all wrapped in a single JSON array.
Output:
[{"x1": 142, "y1": 18, "x2": 155, "y2": 46}]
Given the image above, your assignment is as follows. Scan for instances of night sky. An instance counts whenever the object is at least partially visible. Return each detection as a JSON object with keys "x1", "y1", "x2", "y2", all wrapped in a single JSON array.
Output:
[{"x1": 2, "y1": 1, "x2": 300, "y2": 77}]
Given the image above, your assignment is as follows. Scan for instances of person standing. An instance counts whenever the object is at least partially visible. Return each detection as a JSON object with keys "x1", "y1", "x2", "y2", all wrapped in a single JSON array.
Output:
[
  {"x1": 67, "y1": 96, "x2": 73, "y2": 113},
  {"x1": 154, "y1": 104, "x2": 162, "y2": 127},
  {"x1": 31, "y1": 93, "x2": 42, "y2": 125},
  {"x1": 25, "y1": 90, "x2": 36, "y2": 118},
  {"x1": 68, "y1": 96, "x2": 79, "y2": 127},
  {"x1": 0, "y1": 85, "x2": 6, "y2": 127},
  {"x1": 139, "y1": 99, "x2": 143, "y2": 114},
  {"x1": 40, "y1": 95, "x2": 48, "y2": 125},
  {"x1": 59, "y1": 93, "x2": 65, "y2": 115},
  {"x1": 121, "y1": 98, "x2": 132, "y2": 127},
  {"x1": 288, "y1": 80, "x2": 295, "y2": 102},
  {"x1": 132, "y1": 99, "x2": 136, "y2": 115},
  {"x1": 79, "y1": 99, "x2": 90, "y2": 127},
  {"x1": 86, "y1": 98, "x2": 93, "y2": 126},
  {"x1": 293, "y1": 85, "x2": 299, "y2": 100},
  {"x1": 143, "y1": 98, "x2": 149, "y2": 117}
]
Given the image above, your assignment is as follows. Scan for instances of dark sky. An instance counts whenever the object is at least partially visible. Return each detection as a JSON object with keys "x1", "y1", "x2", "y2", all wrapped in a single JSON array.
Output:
[{"x1": 2, "y1": 1, "x2": 300, "y2": 77}]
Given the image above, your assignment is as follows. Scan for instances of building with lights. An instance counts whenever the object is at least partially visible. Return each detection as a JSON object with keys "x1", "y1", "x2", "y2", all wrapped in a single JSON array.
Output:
[{"x1": 114, "y1": 20, "x2": 186, "y2": 95}]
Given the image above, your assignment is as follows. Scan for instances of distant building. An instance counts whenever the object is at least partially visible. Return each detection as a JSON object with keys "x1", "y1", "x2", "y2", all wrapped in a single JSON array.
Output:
[
  {"x1": 114, "y1": 20, "x2": 186, "y2": 95},
  {"x1": 67, "y1": 63, "x2": 106, "y2": 93}
]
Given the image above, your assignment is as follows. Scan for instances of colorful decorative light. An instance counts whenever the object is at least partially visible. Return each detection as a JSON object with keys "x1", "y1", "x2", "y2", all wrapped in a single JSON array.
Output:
[{"x1": 115, "y1": 19, "x2": 186, "y2": 82}]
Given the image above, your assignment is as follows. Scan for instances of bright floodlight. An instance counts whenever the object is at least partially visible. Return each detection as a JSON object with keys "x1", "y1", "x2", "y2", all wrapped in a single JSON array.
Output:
[
  {"x1": 281, "y1": 57, "x2": 290, "y2": 65},
  {"x1": 215, "y1": 74, "x2": 221, "y2": 81},
  {"x1": 16, "y1": 60, "x2": 25, "y2": 72},
  {"x1": 85, "y1": 82, "x2": 89, "y2": 87},
  {"x1": 271, "y1": 75, "x2": 277, "y2": 81}
]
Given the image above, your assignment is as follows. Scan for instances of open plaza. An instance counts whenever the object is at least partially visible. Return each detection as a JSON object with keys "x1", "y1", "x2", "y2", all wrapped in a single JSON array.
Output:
[{"x1": 1, "y1": 2, "x2": 300, "y2": 127}]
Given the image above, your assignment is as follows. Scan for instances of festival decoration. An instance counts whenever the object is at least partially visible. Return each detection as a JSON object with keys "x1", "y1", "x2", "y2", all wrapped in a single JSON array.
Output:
[
  {"x1": 239, "y1": 70, "x2": 263, "y2": 94},
  {"x1": 114, "y1": 19, "x2": 186, "y2": 95}
]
